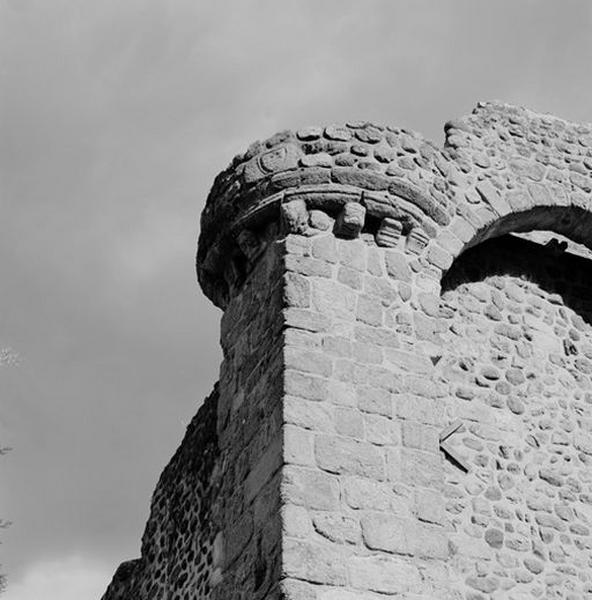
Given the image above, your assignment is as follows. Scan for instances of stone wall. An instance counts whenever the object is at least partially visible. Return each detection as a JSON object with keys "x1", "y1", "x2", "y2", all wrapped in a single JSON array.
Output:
[
  {"x1": 103, "y1": 102, "x2": 592, "y2": 599},
  {"x1": 276, "y1": 229, "x2": 592, "y2": 598},
  {"x1": 278, "y1": 228, "x2": 452, "y2": 599},
  {"x1": 441, "y1": 235, "x2": 592, "y2": 598},
  {"x1": 103, "y1": 238, "x2": 286, "y2": 600}
]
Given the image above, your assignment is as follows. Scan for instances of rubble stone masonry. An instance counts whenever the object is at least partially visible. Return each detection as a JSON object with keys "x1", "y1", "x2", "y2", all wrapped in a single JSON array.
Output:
[{"x1": 103, "y1": 102, "x2": 592, "y2": 599}]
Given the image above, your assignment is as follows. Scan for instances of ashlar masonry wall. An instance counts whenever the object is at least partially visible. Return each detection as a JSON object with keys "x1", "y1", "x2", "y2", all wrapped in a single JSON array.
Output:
[
  {"x1": 279, "y1": 228, "x2": 452, "y2": 599},
  {"x1": 103, "y1": 102, "x2": 592, "y2": 599}
]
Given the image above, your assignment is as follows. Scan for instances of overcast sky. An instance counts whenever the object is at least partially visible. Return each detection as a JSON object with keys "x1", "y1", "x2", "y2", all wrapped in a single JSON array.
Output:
[{"x1": 2, "y1": 1, "x2": 592, "y2": 598}]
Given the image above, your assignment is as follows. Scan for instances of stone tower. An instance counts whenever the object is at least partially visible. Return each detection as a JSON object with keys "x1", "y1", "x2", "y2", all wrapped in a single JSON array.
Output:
[{"x1": 103, "y1": 102, "x2": 592, "y2": 599}]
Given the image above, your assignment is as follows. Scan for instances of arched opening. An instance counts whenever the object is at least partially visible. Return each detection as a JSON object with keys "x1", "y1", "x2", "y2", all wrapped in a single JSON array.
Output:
[{"x1": 451, "y1": 205, "x2": 592, "y2": 265}]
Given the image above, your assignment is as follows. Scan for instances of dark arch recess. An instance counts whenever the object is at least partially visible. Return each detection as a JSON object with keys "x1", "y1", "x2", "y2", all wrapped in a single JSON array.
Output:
[
  {"x1": 460, "y1": 206, "x2": 592, "y2": 257},
  {"x1": 442, "y1": 233, "x2": 592, "y2": 327}
]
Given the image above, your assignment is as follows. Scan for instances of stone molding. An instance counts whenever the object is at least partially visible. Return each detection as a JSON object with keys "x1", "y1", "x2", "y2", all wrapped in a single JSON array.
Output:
[{"x1": 198, "y1": 102, "x2": 592, "y2": 309}]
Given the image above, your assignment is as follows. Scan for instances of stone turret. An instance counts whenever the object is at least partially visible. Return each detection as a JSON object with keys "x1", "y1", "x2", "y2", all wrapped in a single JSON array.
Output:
[{"x1": 103, "y1": 103, "x2": 592, "y2": 599}]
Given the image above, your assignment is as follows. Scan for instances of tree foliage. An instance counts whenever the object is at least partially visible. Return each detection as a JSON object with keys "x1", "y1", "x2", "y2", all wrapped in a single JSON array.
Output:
[{"x1": 0, "y1": 347, "x2": 18, "y2": 594}]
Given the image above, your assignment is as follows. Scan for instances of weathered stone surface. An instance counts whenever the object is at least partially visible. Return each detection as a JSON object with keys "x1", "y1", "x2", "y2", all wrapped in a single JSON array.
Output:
[
  {"x1": 375, "y1": 216, "x2": 403, "y2": 248},
  {"x1": 282, "y1": 465, "x2": 340, "y2": 510},
  {"x1": 348, "y1": 555, "x2": 421, "y2": 594},
  {"x1": 283, "y1": 539, "x2": 347, "y2": 585},
  {"x1": 334, "y1": 202, "x2": 366, "y2": 239},
  {"x1": 361, "y1": 512, "x2": 413, "y2": 554},
  {"x1": 385, "y1": 250, "x2": 412, "y2": 282},
  {"x1": 282, "y1": 198, "x2": 310, "y2": 234},
  {"x1": 315, "y1": 436, "x2": 385, "y2": 480},
  {"x1": 415, "y1": 488, "x2": 445, "y2": 524},
  {"x1": 106, "y1": 104, "x2": 592, "y2": 600}
]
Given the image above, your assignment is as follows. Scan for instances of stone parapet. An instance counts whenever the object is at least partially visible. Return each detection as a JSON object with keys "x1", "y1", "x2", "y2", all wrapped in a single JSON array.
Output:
[{"x1": 198, "y1": 101, "x2": 592, "y2": 309}]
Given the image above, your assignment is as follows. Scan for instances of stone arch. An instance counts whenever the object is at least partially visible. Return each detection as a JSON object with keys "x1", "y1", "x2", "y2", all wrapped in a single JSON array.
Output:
[
  {"x1": 416, "y1": 104, "x2": 592, "y2": 291},
  {"x1": 427, "y1": 203, "x2": 592, "y2": 301},
  {"x1": 430, "y1": 202, "x2": 592, "y2": 281}
]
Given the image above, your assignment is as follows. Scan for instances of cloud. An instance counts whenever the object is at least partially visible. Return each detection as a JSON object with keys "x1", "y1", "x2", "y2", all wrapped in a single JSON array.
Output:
[
  {"x1": 2, "y1": 0, "x2": 592, "y2": 591},
  {"x1": 3, "y1": 556, "x2": 110, "y2": 600}
]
